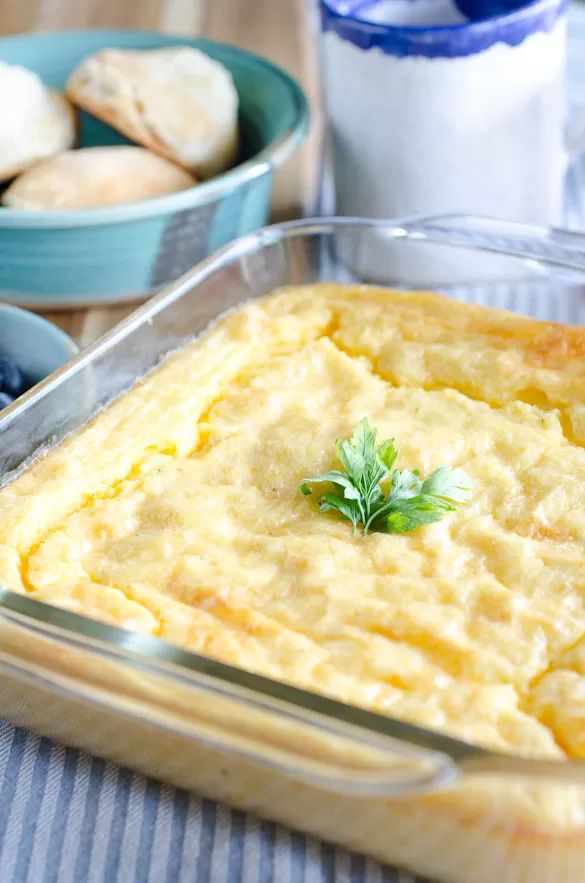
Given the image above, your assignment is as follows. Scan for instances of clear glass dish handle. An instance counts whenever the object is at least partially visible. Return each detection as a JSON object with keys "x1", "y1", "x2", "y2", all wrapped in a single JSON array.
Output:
[
  {"x1": 0, "y1": 592, "x2": 460, "y2": 798},
  {"x1": 402, "y1": 214, "x2": 585, "y2": 275},
  {"x1": 3, "y1": 593, "x2": 585, "y2": 798}
]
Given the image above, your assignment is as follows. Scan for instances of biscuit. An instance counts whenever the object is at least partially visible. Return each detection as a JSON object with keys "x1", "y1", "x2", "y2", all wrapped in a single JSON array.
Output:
[
  {"x1": 0, "y1": 61, "x2": 76, "y2": 183},
  {"x1": 2, "y1": 146, "x2": 196, "y2": 210},
  {"x1": 67, "y1": 47, "x2": 239, "y2": 179}
]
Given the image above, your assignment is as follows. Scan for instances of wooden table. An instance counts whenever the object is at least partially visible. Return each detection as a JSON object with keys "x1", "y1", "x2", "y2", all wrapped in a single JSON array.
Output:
[{"x1": 1, "y1": 0, "x2": 321, "y2": 346}]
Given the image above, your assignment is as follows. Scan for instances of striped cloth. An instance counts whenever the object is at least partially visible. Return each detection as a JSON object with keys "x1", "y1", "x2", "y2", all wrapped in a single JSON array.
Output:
[{"x1": 0, "y1": 722, "x2": 414, "y2": 883}]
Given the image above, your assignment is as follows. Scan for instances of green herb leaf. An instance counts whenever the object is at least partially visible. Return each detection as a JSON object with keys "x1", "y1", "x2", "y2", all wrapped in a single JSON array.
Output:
[
  {"x1": 376, "y1": 438, "x2": 399, "y2": 472},
  {"x1": 335, "y1": 418, "x2": 376, "y2": 479},
  {"x1": 421, "y1": 466, "x2": 474, "y2": 503},
  {"x1": 389, "y1": 468, "x2": 422, "y2": 499},
  {"x1": 318, "y1": 493, "x2": 362, "y2": 532},
  {"x1": 300, "y1": 419, "x2": 472, "y2": 536},
  {"x1": 382, "y1": 495, "x2": 451, "y2": 532},
  {"x1": 300, "y1": 470, "x2": 361, "y2": 500},
  {"x1": 385, "y1": 511, "x2": 422, "y2": 534}
]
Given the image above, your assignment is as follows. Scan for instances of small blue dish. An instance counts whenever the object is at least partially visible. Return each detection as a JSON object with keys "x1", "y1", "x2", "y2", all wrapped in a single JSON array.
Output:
[
  {"x1": 0, "y1": 305, "x2": 79, "y2": 397},
  {"x1": 0, "y1": 30, "x2": 309, "y2": 307}
]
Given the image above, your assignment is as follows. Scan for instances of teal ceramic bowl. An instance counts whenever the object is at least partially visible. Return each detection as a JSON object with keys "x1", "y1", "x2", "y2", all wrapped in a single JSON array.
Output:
[
  {"x1": 0, "y1": 305, "x2": 78, "y2": 391},
  {"x1": 0, "y1": 30, "x2": 309, "y2": 307}
]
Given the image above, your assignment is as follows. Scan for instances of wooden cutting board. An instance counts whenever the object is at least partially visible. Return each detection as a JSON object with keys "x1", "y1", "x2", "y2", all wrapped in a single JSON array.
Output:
[{"x1": 0, "y1": 0, "x2": 321, "y2": 346}]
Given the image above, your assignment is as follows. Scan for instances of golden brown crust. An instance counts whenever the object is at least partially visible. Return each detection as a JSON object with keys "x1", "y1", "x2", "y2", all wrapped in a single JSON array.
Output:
[{"x1": 2, "y1": 283, "x2": 585, "y2": 758}]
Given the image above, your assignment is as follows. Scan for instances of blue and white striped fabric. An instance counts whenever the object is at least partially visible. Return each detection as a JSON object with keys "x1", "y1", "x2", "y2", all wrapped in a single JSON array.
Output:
[{"x1": 0, "y1": 722, "x2": 417, "y2": 883}]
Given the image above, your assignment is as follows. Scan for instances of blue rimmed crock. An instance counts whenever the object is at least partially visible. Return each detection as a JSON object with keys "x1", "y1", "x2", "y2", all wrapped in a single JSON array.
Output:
[
  {"x1": 319, "y1": 0, "x2": 568, "y2": 58},
  {"x1": 319, "y1": 0, "x2": 575, "y2": 230}
]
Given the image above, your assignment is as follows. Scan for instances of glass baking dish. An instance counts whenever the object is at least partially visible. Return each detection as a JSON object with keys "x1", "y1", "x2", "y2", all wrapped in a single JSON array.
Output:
[{"x1": 2, "y1": 215, "x2": 585, "y2": 883}]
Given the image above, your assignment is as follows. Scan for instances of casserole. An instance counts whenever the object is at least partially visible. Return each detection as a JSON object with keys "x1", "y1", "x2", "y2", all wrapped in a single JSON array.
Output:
[{"x1": 1, "y1": 216, "x2": 585, "y2": 883}]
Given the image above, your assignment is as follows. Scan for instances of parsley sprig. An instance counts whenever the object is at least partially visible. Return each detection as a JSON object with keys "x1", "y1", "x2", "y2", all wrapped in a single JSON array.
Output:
[{"x1": 300, "y1": 419, "x2": 472, "y2": 535}]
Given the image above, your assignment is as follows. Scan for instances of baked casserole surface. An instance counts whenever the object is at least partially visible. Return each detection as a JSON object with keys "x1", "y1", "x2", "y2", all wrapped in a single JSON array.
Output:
[{"x1": 1, "y1": 283, "x2": 585, "y2": 764}]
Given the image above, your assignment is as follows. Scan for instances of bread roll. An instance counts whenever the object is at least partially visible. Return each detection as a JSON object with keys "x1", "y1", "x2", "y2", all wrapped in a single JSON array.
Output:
[
  {"x1": 2, "y1": 146, "x2": 196, "y2": 210},
  {"x1": 0, "y1": 61, "x2": 76, "y2": 183},
  {"x1": 67, "y1": 47, "x2": 239, "y2": 179}
]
